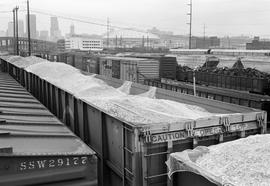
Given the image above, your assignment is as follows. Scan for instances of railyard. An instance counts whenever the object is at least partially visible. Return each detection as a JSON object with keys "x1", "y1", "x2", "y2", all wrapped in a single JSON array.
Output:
[
  {"x1": 1, "y1": 0, "x2": 270, "y2": 185},
  {"x1": 0, "y1": 53, "x2": 269, "y2": 185}
]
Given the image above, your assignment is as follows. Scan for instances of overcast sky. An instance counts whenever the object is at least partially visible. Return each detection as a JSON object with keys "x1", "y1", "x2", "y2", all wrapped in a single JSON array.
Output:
[{"x1": 0, "y1": 0, "x2": 270, "y2": 37}]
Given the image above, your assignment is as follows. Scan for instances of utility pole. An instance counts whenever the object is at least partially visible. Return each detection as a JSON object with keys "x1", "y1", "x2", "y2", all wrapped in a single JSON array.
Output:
[
  {"x1": 13, "y1": 8, "x2": 16, "y2": 54},
  {"x1": 15, "y1": 6, "x2": 19, "y2": 55},
  {"x1": 107, "y1": 17, "x2": 109, "y2": 48},
  {"x1": 120, "y1": 35, "x2": 122, "y2": 48},
  {"x1": 187, "y1": 0, "x2": 192, "y2": 49},
  {"x1": 147, "y1": 35, "x2": 149, "y2": 50},
  {"x1": 115, "y1": 35, "x2": 118, "y2": 48},
  {"x1": 227, "y1": 36, "x2": 230, "y2": 49},
  {"x1": 203, "y1": 24, "x2": 206, "y2": 49},
  {"x1": 27, "y1": 0, "x2": 31, "y2": 56}
]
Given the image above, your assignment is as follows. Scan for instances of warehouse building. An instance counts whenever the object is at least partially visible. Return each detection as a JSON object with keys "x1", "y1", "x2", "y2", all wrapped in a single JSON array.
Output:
[{"x1": 246, "y1": 37, "x2": 270, "y2": 50}]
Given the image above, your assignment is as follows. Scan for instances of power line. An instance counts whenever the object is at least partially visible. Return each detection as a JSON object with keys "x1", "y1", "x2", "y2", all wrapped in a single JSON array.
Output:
[
  {"x1": 0, "y1": 10, "x2": 12, "y2": 13},
  {"x1": 25, "y1": 7, "x2": 181, "y2": 33},
  {"x1": 32, "y1": 10, "x2": 108, "y2": 27},
  {"x1": 3, "y1": 5, "x2": 185, "y2": 35},
  {"x1": 28, "y1": 7, "x2": 108, "y2": 23},
  {"x1": 3, "y1": 6, "x2": 169, "y2": 37},
  {"x1": 30, "y1": 9, "x2": 152, "y2": 35}
]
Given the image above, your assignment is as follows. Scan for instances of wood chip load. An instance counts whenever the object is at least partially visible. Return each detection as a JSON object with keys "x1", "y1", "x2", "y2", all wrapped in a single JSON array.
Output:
[
  {"x1": 25, "y1": 62, "x2": 241, "y2": 126},
  {"x1": 167, "y1": 134, "x2": 270, "y2": 186}
]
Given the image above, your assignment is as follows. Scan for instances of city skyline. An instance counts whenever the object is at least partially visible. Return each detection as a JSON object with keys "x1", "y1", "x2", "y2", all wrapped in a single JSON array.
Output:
[
  {"x1": 0, "y1": 16, "x2": 267, "y2": 41},
  {"x1": 0, "y1": 0, "x2": 270, "y2": 38}
]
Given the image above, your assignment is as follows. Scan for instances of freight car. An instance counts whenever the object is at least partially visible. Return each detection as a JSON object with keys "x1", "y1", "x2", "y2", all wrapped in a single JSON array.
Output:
[
  {"x1": 170, "y1": 48, "x2": 270, "y2": 57},
  {"x1": 99, "y1": 56, "x2": 160, "y2": 83},
  {"x1": 167, "y1": 134, "x2": 270, "y2": 186},
  {"x1": 144, "y1": 78, "x2": 270, "y2": 126},
  {"x1": 176, "y1": 69, "x2": 270, "y2": 95},
  {"x1": 4, "y1": 55, "x2": 267, "y2": 186},
  {"x1": 12, "y1": 60, "x2": 268, "y2": 186},
  {"x1": 116, "y1": 53, "x2": 178, "y2": 80},
  {"x1": 82, "y1": 55, "x2": 100, "y2": 74},
  {"x1": 0, "y1": 67, "x2": 97, "y2": 185},
  {"x1": 38, "y1": 52, "x2": 178, "y2": 80},
  {"x1": 43, "y1": 52, "x2": 104, "y2": 74}
]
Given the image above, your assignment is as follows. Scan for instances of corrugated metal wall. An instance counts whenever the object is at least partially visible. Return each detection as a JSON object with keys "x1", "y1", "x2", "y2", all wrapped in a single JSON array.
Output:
[
  {"x1": 159, "y1": 57, "x2": 177, "y2": 80},
  {"x1": 137, "y1": 60, "x2": 159, "y2": 83},
  {"x1": 100, "y1": 57, "x2": 159, "y2": 83}
]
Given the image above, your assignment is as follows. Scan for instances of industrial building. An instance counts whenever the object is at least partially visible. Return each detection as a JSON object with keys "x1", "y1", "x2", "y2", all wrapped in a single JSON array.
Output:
[
  {"x1": 0, "y1": 36, "x2": 57, "y2": 54},
  {"x1": 104, "y1": 29, "x2": 160, "y2": 48},
  {"x1": 246, "y1": 37, "x2": 270, "y2": 50},
  {"x1": 191, "y1": 36, "x2": 220, "y2": 49},
  {"x1": 57, "y1": 39, "x2": 65, "y2": 52},
  {"x1": 65, "y1": 35, "x2": 103, "y2": 51}
]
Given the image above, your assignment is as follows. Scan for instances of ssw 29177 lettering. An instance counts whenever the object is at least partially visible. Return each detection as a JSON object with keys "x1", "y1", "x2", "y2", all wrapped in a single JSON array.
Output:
[{"x1": 19, "y1": 156, "x2": 88, "y2": 171}]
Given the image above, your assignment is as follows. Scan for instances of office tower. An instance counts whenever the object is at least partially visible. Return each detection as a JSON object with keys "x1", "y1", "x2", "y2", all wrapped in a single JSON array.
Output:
[{"x1": 26, "y1": 14, "x2": 37, "y2": 39}]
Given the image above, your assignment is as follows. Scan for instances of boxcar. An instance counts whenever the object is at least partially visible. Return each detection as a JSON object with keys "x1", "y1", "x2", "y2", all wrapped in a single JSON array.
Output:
[{"x1": 0, "y1": 69, "x2": 97, "y2": 186}]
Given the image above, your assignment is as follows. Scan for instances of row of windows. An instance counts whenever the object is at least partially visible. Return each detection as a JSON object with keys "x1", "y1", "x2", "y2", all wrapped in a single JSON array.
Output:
[
  {"x1": 83, "y1": 47, "x2": 102, "y2": 49},
  {"x1": 82, "y1": 44, "x2": 101, "y2": 46},
  {"x1": 65, "y1": 40, "x2": 101, "y2": 42},
  {"x1": 0, "y1": 39, "x2": 53, "y2": 48},
  {"x1": 65, "y1": 46, "x2": 102, "y2": 49},
  {"x1": 82, "y1": 40, "x2": 101, "y2": 43}
]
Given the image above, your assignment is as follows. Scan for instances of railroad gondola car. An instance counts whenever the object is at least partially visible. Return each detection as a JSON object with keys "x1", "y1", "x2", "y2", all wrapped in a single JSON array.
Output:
[
  {"x1": 144, "y1": 78, "x2": 270, "y2": 127},
  {"x1": 2, "y1": 55, "x2": 268, "y2": 186},
  {"x1": 0, "y1": 65, "x2": 97, "y2": 186},
  {"x1": 176, "y1": 70, "x2": 270, "y2": 95}
]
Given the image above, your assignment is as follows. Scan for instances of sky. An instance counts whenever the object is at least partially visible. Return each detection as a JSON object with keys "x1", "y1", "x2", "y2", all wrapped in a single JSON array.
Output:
[{"x1": 0, "y1": 0, "x2": 270, "y2": 37}]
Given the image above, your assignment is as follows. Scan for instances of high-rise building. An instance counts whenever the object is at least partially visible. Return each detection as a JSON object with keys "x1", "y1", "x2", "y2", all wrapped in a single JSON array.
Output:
[
  {"x1": 7, "y1": 22, "x2": 14, "y2": 37},
  {"x1": 39, "y1": 30, "x2": 49, "y2": 41},
  {"x1": 26, "y1": 14, "x2": 37, "y2": 39},
  {"x1": 50, "y1": 17, "x2": 61, "y2": 41},
  {"x1": 70, "y1": 24, "x2": 75, "y2": 36},
  {"x1": 36, "y1": 30, "x2": 40, "y2": 38},
  {"x1": 0, "y1": 30, "x2": 5, "y2": 37},
  {"x1": 18, "y1": 20, "x2": 24, "y2": 37}
]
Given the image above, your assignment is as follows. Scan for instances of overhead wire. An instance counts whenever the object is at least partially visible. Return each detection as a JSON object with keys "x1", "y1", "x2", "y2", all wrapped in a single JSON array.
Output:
[
  {"x1": 29, "y1": 9, "x2": 153, "y2": 35},
  {"x1": 27, "y1": 7, "x2": 180, "y2": 34},
  {"x1": 0, "y1": 11, "x2": 13, "y2": 13}
]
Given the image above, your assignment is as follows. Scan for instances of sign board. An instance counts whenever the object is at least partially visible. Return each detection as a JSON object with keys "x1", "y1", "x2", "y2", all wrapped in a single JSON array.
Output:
[{"x1": 145, "y1": 123, "x2": 249, "y2": 144}]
